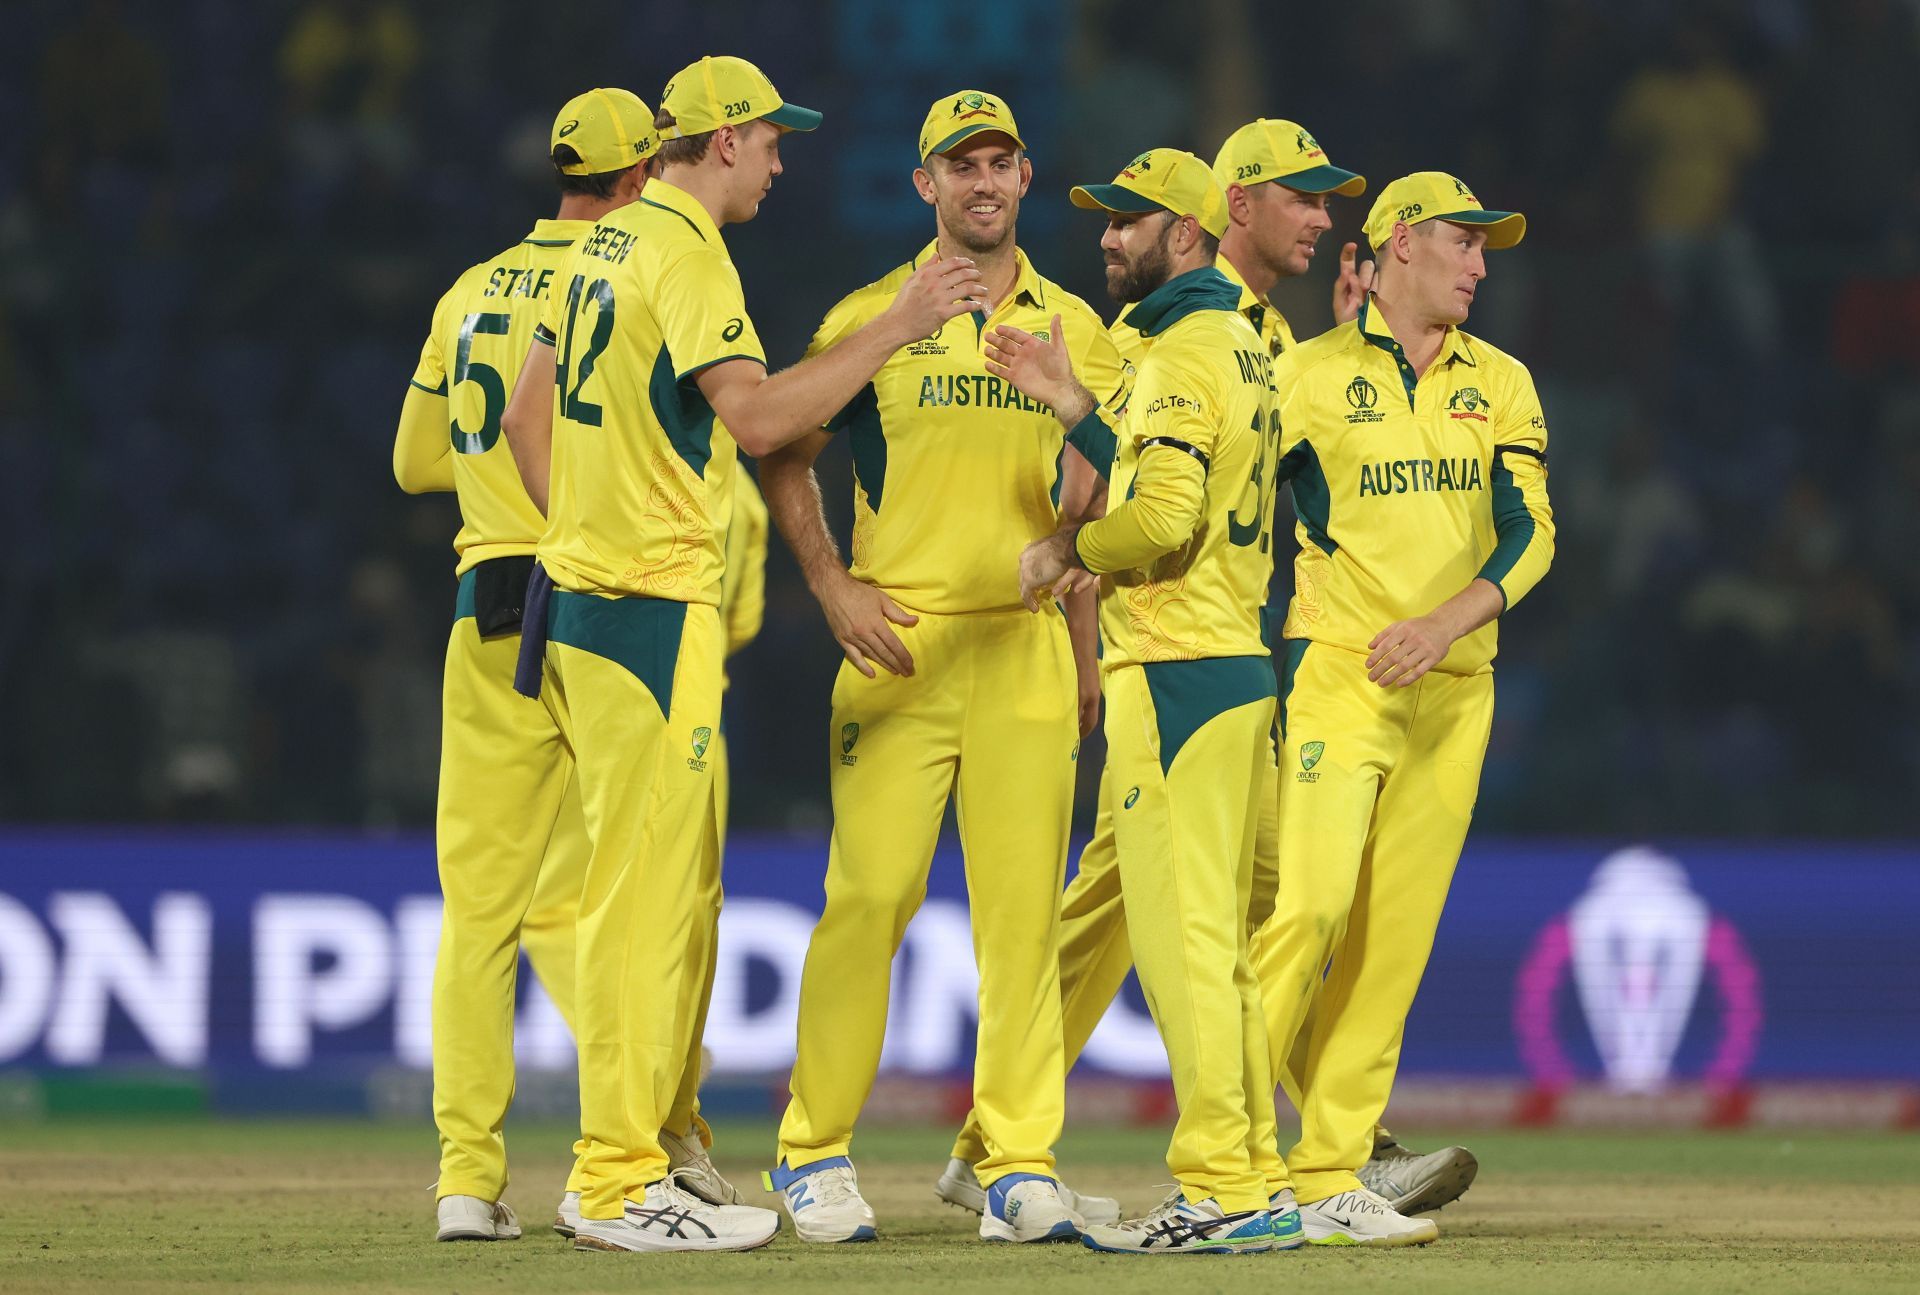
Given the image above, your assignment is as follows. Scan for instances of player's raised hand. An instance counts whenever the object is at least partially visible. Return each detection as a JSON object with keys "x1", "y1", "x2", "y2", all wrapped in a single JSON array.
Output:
[
  {"x1": 1365, "y1": 614, "x2": 1451, "y2": 687},
  {"x1": 818, "y1": 570, "x2": 918, "y2": 677},
  {"x1": 1332, "y1": 242, "x2": 1375, "y2": 324},
  {"x1": 1018, "y1": 527, "x2": 1083, "y2": 613},
  {"x1": 985, "y1": 313, "x2": 1075, "y2": 408},
  {"x1": 885, "y1": 255, "x2": 987, "y2": 342}
]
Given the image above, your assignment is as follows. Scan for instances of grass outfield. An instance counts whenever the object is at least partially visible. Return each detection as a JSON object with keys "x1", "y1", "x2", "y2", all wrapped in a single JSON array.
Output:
[{"x1": 3, "y1": 1119, "x2": 1917, "y2": 1293}]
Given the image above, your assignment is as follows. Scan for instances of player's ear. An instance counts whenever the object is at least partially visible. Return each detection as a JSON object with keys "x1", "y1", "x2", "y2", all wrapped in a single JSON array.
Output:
[
  {"x1": 1226, "y1": 182, "x2": 1251, "y2": 226},
  {"x1": 1015, "y1": 152, "x2": 1033, "y2": 198},
  {"x1": 714, "y1": 124, "x2": 740, "y2": 167},
  {"x1": 912, "y1": 165, "x2": 937, "y2": 206}
]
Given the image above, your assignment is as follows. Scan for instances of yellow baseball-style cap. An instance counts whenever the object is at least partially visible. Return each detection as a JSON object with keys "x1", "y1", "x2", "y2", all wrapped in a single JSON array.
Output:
[
  {"x1": 919, "y1": 89, "x2": 1024, "y2": 161},
  {"x1": 550, "y1": 88, "x2": 658, "y2": 175},
  {"x1": 1070, "y1": 148, "x2": 1228, "y2": 238},
  {"x1": 1363, "y1": 172, "x2": 1525, "y2": 251},
  {"x1": 660, "y1": 55, "x2": 821, "y2": 138},
  {"x1": 1212, "y1": 119, "x2": 1365, "y2": 196}
]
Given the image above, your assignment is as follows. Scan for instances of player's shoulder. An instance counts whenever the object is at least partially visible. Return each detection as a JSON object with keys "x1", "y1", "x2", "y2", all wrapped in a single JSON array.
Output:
[
  {"x1": 1281, "y1": 318, "x2": 1368, "y2": 390},
  {"x1": 821, "y1": 256, "x2": 917, "y2": 329},
  {"x1": 1456, "y1": 328, "x2": 1534, "y2": 386}
]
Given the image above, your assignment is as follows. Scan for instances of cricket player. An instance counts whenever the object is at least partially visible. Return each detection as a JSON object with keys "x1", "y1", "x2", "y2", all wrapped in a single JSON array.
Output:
[
  {"x1": 1254, "y1": 172, "x2": 1553, "y2": 1246},
  {"x1": 395, "y1": 87, "x2": 657, "y2": 1245},
  {"x1": 498, "y1": 55, "x2": 989, "y2": 1254},
  {"x1": 999, "y1": 148, "x2": 1288, "y2": 1256},
  {"x1": 759, "y1": 90, "x2": 1127, "y2": 1246}
]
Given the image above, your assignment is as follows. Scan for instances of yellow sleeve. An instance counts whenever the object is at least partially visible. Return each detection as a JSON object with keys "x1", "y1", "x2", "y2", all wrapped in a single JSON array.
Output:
[
  {"x1": 657, "y1": 246, "x2": 767, "y2": 379},
  {"x1": 805, "y1": 292, "x2": 875, "y2": 433},
  {"x1": 396, "y1": 295, "x2": 453, "y2": 493},
  {"x1": 1074, "y1": 345, "x2": 1216, "y2": 575},
  {"x1": 725, "y1": 471, "x2": 769, "y2": 657},
  {"x1": 1477, "y1": 362, "x2": 1555, "y2": 609},
  {"x1": 1061, "y1": 310, "x2": 1132, "y2": 477}
]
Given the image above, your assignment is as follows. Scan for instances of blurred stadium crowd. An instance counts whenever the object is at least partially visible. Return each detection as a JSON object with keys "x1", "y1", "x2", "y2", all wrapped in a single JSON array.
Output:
[{"x1": 3, "y1": 0, "x2": 1915, "y2": 836}]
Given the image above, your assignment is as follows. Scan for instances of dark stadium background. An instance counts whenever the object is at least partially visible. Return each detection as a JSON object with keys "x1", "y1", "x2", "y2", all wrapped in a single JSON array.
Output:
[{"x1": 1, "y1": 1, "x2": 1916, "y2": 1120}]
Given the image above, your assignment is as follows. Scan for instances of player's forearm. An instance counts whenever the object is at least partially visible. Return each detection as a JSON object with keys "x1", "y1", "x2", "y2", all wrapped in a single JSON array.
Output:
[
  {"x1": 760, "y1": 445, "x2": 845, "y2": 595},
  {"x1": 393, "y1": 386, "x2": 453, "y2": 494},
  {"x1": 1427, "y1": 579, "x2": 1507, "y2": 642},
  {"x1": 1063, "y1": 581, "x2": 1100, "y2": 671},
  {"x1": 1072, "y1": 455, "x2": 1206, "y2": 575},
  {"x1": 502, "y1": 340, "x2": 558, "y2": 514},
  {"x1": 730, "y1": 315, "x2": 915, "y2": 456}
]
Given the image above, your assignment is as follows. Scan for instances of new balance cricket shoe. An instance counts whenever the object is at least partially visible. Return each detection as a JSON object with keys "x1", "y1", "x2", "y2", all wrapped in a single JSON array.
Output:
[
  {"x1": 662, "y1": 1126, "x2": 748, "y2": 1205},
  {"x1": 571, "y1": 1176, "x2": 779, "y2": 1253},
  {"x1": 1267, "y1": 1188, "x2": 1305, "y2": 1250},
  {"x1": 1299, "y1": 1187, "x2": 1439, "y2": 1247},
  {"x1": 935, "y1": 1157, "x2": 1123, "y2": 1226},
  {"x1": 978, "y1": 1173, "x2": 1081, "y2": 1243},
  {"x1": 1080, "y1": 1194, "x2": 1273, "y2": 1256},
  {"x1": 435, "y1": 1194, "x2": 521, "y2": 1241},
  {"x1": 764, "y1": 1157, "x2": 877, "y2": 1243},
  {"x1": 1358, "y1": 1136, "x2": 1479, "y2": 1215},
  {"x1": 553, "y1": 1190, "x2": 580, "y2": 1238}
]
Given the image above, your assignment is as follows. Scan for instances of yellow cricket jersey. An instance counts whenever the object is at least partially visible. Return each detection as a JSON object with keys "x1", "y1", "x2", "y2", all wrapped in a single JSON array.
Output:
[
  {"x1": 808, "y1": 242, "x2": 1129, "y2": 614},
  {"x1": 721, "y1": 467, "x2": 769, "y2": 674},
  {"x1": 404, "y1": 219, "x2": 593, "y2": 576},
  {"x1": 1074, "y1": 267, "x2": 1280, "y2": 667},
  {"x1": 1275, "y1": 296, "x2": 1555, "y2": 675},
  {"x1": 533, "y1": 179, "x2": 766, "y2": 606}
]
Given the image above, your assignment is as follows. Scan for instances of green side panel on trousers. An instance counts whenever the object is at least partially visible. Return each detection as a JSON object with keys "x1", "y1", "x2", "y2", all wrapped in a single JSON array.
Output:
[
  {"x1": 1141, "y1": 654, "x2": 1278, "y2": 775},
  {"x1": 546, "y1": 590, "x2": 686, "y2": 716},
  {"x1": 454, "y1": 567, "x2": 477, "y2": 622},
  {"x1": 1277, "y1": 639, "x2": 1310, "y2": 740}
]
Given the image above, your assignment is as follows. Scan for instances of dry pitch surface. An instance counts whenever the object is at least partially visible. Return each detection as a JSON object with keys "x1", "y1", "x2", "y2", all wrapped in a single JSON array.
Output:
[{"x1": 2, "y1": 1118, "x2": 1917, "y2": 1293}]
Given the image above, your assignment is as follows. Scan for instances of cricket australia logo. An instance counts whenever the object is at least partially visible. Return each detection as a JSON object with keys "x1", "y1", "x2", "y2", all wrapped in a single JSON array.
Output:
[
  {"x1": 1448, "y1": 387, "x2": 1491, "y2": 421},
  {"x1": 687, "y1": 726, "x2": 712, "y2": 772},
  {"x1": 1120, "y1": 152, "x2": 1154, "y2": 179},
  {"x1": 951, "y1": 91, "x2": 1000, "y2": 119},
  {"x1": 840, "y1": 722, "x2": 861, "y2": 766},
  {"x1": 1345, "y1": 375, "x2": 1384, "y2": 425},
  {"x1": 1450, "y1": 176, "x2": 1477, "y2": 203},
  {"x1": 1295, "y1": 129, "x2": 1324, "y2": 159},
  {"x1": 1297, "y1": 740, "x2": 1324, "y2": 784}
]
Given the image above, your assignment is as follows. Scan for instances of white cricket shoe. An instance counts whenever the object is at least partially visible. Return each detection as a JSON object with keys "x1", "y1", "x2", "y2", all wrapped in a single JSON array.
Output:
[
  {"x1": 1080, "y1": 1193, "x2": 1273, "y2": 1256},
  {"x1": 1267, "y1": 1187, "x2": 1305, "y2": 1251},
  {"x1": 435, "y1": 1194, "x2": 521, "y2": 1242},
  {"x1": 1359, "y1": 1136, "x2": 1478, "y2": 1215},
  {"x1": 764, "y1": 1157, "x2": 877, "y2": 1243},
  {"x1": 662, "y1": 1126, "x2": 747, "y2": 1205},
  {"x1": 979, "y1": 1173, "x2": 1081, "y2": 1243},
  {"x1": 935, "y1": 1157, "x2": 1122, "y2": 1226},
  {"x1": 553, "y1": 1190, "x2": 580, "y2": 1238},
  {"x1": 572, "y1": 1176, "x2": 779, "y2": 1253},
  {"x1": 1299, "y1": 1187, "x2": 1439, "y2": 1247}
]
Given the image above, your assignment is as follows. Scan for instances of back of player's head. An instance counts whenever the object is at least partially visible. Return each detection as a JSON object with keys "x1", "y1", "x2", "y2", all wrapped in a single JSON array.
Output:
[{"x1": 550, "y1": 88, "x2": 658, "y2": 197}]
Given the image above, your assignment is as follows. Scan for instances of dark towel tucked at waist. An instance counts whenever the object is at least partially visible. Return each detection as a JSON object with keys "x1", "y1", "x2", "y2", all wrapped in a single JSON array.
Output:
[{"x1": 512, "y1": 563, "x2": 554, "y2": 698}]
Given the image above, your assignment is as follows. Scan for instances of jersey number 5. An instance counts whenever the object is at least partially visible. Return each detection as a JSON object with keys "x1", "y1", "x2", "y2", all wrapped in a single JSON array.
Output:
[
  {"x1": 450, "y1": 311, "x2": 511, "y2": 454},
  {"x1": 556, "y1": 274, "x2": 615, "y2": 427}
]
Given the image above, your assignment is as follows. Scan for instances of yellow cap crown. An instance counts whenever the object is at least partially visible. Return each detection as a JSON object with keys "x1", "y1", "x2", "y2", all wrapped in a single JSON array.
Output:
[
  {"x1": 1212, "y1": 119, "x2": 1365, "y2": 196},
  {"x1": 1070, "y1": 148, "x2": 1228, "y2": 238},
  {"x1": 660, "y1": 55, "x2": 821, "y2": 138},
  {"x1": 1362, "y1": 172, "x2": 1526, "y2": 251},
  {"x1": 919, "y1": 90, "x2": 1024, "y2": 161},
  {"x1": 551, "y1": 88, "x2": 657, "y2": 175}
]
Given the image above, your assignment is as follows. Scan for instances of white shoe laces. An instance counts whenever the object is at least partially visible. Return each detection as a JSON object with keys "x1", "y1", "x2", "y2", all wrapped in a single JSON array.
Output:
[{"x1": 805, "y1": 1166, "x2": 865, "y2": 1209}]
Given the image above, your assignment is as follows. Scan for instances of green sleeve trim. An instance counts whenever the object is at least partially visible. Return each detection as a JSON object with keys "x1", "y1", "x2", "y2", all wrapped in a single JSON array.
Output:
[
  {"x1": 409, "y1": 378, "x2": 447, "y2": 396},
  {"x1": 675, "y1": 352, "x2": 765, "y2": 383},
  {"x1": 1475, "y1": 452, "x2": 1535, "y2": 594},
  {"x1": 1064, "y1": 408, "x2": 1116, "y2": 477},
  {"x1": 532, "y1": 324, "x2": 556, "y2": 347}
]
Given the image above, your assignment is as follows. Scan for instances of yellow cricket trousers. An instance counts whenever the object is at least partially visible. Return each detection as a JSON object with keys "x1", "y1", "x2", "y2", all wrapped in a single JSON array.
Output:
[
  {"x1": 433, "y1": 572, "x2": 589, "y2": 1202},
  {"x1": 664, "y1": 727, "x2": 732, "y2": 1152},
  {"x1": 1253, "y1": 640, "x2": 1493, "y2": 1204},
  {"x1": 777, "y1": 607, "x2": 1077, "y2": 1187},
  {"x1": 1103, "y1": 656, "x2": 1282, "y2": 1214},
  {"x1": 539, "y1": 592, "x2": 723, "y2": 1220}
]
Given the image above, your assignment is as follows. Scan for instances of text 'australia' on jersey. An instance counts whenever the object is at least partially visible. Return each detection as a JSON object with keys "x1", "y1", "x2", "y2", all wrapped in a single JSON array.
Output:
[
  {"x1": 1091, "y1": 270, "x2": 1280, "y2": 667},
  {"x1": 1275, "y1": 298, "x2": 1555, "y2": 675},
  {"x1": 534, "y1": 179, "x2": 766, "y2": 606},
  {"x1": 409, "y1": 219, "x2": 591, "y2": 575},
  {"x1": 808, "y1": 242, "x2": 1130, "y2": 615}
]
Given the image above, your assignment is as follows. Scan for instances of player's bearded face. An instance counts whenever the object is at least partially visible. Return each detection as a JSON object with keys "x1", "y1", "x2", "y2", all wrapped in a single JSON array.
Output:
[
  {"x1": 928, "y1": 140, "x2": 1027, "y2": 254},
  {"x1": 1102, "y1": 212, "x2": 1176, "y2": 304}
]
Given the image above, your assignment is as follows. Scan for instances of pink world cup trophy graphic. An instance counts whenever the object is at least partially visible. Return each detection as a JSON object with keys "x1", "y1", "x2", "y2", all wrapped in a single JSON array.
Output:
[{"x1": 1515, "y1": 847, "x2": 1763, "y2": 1095}]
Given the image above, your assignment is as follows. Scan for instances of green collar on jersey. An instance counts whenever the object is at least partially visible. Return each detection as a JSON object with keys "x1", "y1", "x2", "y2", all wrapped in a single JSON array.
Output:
[{"x1": 1126, "y1": 266, "x2": 1241, "y2": 337}]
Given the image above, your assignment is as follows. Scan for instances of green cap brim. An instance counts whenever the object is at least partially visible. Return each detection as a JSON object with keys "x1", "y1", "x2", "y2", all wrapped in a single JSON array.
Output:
[
  {"x1": 1069, "y1": 183, "x2": 1165, "y2": 216},
  {"x1": 1274, "y1": 164, "x2": 1366, "y2": 197},
  {"x1": 1433, "y1": 209, "x2": 1525, "y2": 249},
  {"x1": 922, "y1": 123, "x2": 1025, "y2": 161},
  {"x1": 764, "y1": 102, "x2": 822, "y2": 132}
]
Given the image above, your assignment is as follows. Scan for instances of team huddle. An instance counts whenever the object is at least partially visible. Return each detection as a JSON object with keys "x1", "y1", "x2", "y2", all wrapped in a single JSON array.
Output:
[{"x1": 393, "y1": 54, "x2": 1554, "y2": 1259}]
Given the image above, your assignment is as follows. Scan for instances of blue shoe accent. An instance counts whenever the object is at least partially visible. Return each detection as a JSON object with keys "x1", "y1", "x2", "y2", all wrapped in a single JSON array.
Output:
[
  {"x1": 766, "y1": 1156, "x2": 853, "y2": 1193},
  {"x1": 1269, "y1": 1207, "x2": 1304, "y2": 1250},
  {"x1": 847, "y1": 1225, "x2": 877, "y2": 1241},
  {"x1": 984, "y1": 1172, "x2": 1055, "y2": 1221}
]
